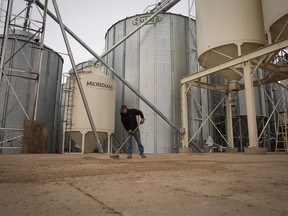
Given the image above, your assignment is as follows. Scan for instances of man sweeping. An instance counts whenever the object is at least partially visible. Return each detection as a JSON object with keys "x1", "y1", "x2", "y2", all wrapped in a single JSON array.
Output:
[{"x1": 120, "y1": 105, "x2": 146, "y2": 158}]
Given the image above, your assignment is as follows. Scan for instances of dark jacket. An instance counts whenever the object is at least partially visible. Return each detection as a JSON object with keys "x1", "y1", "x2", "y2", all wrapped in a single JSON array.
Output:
[{"x1": 120, "y1": 108, "x2": 144, "y2": 131}]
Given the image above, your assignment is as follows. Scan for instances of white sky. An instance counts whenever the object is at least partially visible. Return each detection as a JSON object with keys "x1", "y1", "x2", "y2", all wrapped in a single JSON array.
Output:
[{"x1": 37, "y1": 0, "x2": 192, "y2": 73}]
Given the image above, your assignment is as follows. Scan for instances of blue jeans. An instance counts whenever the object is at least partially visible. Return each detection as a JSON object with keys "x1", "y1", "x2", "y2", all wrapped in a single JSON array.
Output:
[{"x1": 126, "y1": 129, "x2": 144, "y2": 155}]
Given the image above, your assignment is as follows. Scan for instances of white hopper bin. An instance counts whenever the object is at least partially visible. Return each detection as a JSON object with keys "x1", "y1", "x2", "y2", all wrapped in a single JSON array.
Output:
[
  {"x1": 65, "y1": 66, "x2": 115, "y2": 153},
  {"x1": 261, "y1": 0, "x2": 288, "y2": 43}
]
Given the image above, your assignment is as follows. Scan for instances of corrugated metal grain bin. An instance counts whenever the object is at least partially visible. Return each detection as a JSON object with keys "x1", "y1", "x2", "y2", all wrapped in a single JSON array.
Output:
[
  {"x1": 0, "y1": 31, "x2": 63, "y2": 153},
  {"x1": 63, "y1": 66, "x2": 115, "y2": 153},
  {"x1": 104, "y1": 13, "x2": 201, "y2": 153}
]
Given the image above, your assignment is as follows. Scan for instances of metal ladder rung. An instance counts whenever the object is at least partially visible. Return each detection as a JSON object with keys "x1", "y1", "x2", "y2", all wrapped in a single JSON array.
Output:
[{"x1": 275, "y1": 112, "x2": 288, "y2": 153}]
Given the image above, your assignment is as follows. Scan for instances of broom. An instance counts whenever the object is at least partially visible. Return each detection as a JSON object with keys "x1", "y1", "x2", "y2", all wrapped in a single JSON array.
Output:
[{"x1": 110, "y1": 125, "x2": 139, "y2": 159}]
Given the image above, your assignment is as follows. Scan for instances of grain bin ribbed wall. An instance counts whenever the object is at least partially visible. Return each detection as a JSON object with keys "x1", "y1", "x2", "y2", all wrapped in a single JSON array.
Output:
[
  {"x1": 105, "y1": 13, "x2": 200, "y2": 153},
  {"x1": 261, "y1": 0, "x2": 288, "y2": 43},
  {"x1": 0, "y1": 31, "x2": 63, "y2": 153},
  {"x1": 196, "y1": 0, "x2": 266, "y2": 81},
  {"x1": 65, "y1": 66, "x2": 115, "y2": 153}
]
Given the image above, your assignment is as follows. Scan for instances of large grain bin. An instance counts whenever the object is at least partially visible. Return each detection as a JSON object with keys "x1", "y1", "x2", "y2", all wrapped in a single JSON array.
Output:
[
  {"x1": 64, "y1": 66, "x2": 115, "y2": 153},
  {"x1": 0, "y1": 30, "x2": 63, "y2": 153},
  {"x1": 196, "y1": 0, "x2": 266, "y2": 81},
  {"x1": 105, "y1": 13, "x2": 204, "y2": 153},
  {"x1": 261, "y1": 0, "x2": 288, "y2": 43}
]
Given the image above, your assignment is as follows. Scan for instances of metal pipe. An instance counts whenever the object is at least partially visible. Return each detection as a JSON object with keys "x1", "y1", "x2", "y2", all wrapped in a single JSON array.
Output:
[
  {"x1": 33, "y1": 0, "x2": 48, "y2": 121},
  {"x1": 35, "y1": 0, "x2": 182, "y2": 135},
  {"x1": 0, "y1": 128, "x2": 24, "y2": 131},
  {"x1": 23, "y1": 1, "x2": 32, "y2": 30},
  {"x1": 51, "y1": 0, "x2": 104, "y2": 153},
  {"x1": 0, "y1": 0, "x2": 13, "y2": 81},
  {"x1": 0, "y1": 3, "x2": 13, "y2": 146}
]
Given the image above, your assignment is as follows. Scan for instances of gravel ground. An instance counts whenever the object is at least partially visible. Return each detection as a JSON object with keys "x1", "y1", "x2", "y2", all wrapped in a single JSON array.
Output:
[{"x1": 0, "y1": 153, "x2": 288, "y2": 216}]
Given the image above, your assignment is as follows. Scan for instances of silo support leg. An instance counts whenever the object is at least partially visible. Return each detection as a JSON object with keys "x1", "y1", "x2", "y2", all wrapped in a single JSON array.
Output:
[
  {"x1": 243, "y1": 61, "x2": 259, "y2": 148},
  {"x1": 107, "y1": 132, "x2": 112, "y2": 154},
  {"x1": 81, "y1": 132, "x2": 86, "y2": 154},
  {"x1": 225, "y1": 92, "x2": 234, "y2": 148},
  {"x1": 180, "y1": 83, "x2": 189, "y2": 150}
]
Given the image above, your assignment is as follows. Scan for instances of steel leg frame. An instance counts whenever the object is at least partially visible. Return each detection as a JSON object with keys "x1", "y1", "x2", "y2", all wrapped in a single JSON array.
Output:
[
  {"x1": 181, "y1": 38, "x2": 288, "y2": 148},
  {"x1": 184, "y1": 87, "x2": 225, "y2": 148}
]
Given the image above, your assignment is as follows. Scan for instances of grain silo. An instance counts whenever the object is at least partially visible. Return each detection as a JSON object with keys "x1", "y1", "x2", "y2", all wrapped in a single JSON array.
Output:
[
  {"x1": 261, "y1": 0, "x2": 288, "y2": 43},
  {"x1": 0, "y1": 30, "x2": 63, "y2": 153},
  {"x1": 63, "y1": 65, "x2": 115, "y2": 153},
  {"x1": 261, "y1": 0, "x2": 288, "y2": 120},
  {"x1": 104, "y1": 13, "x2": 203, "y2": 153},
  {"x1": 196, "y1": 0, "x2": 266, "y2": 81},
  {"x1": 192, "y1": 0, "x2": 271, "y2": 151}
]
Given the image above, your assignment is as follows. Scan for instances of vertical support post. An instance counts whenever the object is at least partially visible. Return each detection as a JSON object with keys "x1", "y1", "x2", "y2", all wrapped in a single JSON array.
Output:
[
  {"x1": 239, "y1": 116, "x2": 242, "y2": 150},
  {"x1": 181, "y1": 83, "x2": 189, "y2": 148},
  {"x1": 33, "y1": 0, "x2": 48, "y2": 120},
  {"x1": 225, "y1": 92, "x2": 234, "y2": 148},
  {"x1": 62, "y1": 129, "x2": 65, "y2": 153},
  {"x1": 81, "y1": 131, "x2": 85, "y2": 154},
  {"x1": 107, "y1": 132, "x2": 112, "y2": 154},
  {"x1": 0, "y1": 0, "x2": 13, "y2": 81},
  {"x1": 68, "y1": 135, "x2": 71, "y2": 153},
  {"x1": 243, "y1": 61, "x2": 258, "y2": 147}
]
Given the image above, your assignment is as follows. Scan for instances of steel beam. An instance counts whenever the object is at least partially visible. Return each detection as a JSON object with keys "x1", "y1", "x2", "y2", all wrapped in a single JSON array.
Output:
[
  {"x1": 181, "y1": 38, "x2": 288, "y2": 84},
  {"x1": 0, "y1": 0, "x2": 13, "y2": 82}
]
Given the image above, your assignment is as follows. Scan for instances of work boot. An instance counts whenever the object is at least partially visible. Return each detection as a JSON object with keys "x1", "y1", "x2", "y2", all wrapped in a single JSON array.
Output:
[
  {"x1": 127, "y1": 154, "x2": 132, "y2": 159},
  {"x1": 139, "y1": 153, "x2": 146, "y2": 158}
]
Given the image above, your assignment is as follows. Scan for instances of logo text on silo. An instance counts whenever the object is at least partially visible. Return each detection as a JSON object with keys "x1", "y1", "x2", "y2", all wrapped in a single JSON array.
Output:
[
  {"x1": 86, "y1": 81, "x2": 113, "y2": 90},
  {"x1": 132, "y1": 15, "x2": 162, "y2": 26}
]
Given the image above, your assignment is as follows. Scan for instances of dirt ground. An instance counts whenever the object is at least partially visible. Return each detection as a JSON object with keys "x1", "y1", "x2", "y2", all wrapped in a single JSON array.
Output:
[{"x1": 0, "y1": 153, "x2": 288, "y2": 216}]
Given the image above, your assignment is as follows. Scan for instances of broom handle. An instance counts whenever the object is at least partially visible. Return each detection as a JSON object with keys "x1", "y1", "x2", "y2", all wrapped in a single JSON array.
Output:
[{"x1": 115, "y1": 125, "x2": 140, "y2": 154}]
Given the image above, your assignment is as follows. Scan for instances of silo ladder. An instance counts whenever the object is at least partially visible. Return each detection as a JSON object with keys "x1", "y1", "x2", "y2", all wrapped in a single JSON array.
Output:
[
  {"x1": 66, "y1": 75, "x2": 76, "y2": 130},
  {"x1": 275, "y1": 112, "x2": 288, "y2": 153}
]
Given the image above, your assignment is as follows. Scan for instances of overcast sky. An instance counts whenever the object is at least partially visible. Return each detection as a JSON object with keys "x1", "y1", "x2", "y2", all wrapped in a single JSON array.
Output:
[{"x1": 32, "y1": 0, "x2": 193, "y2": 73}]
